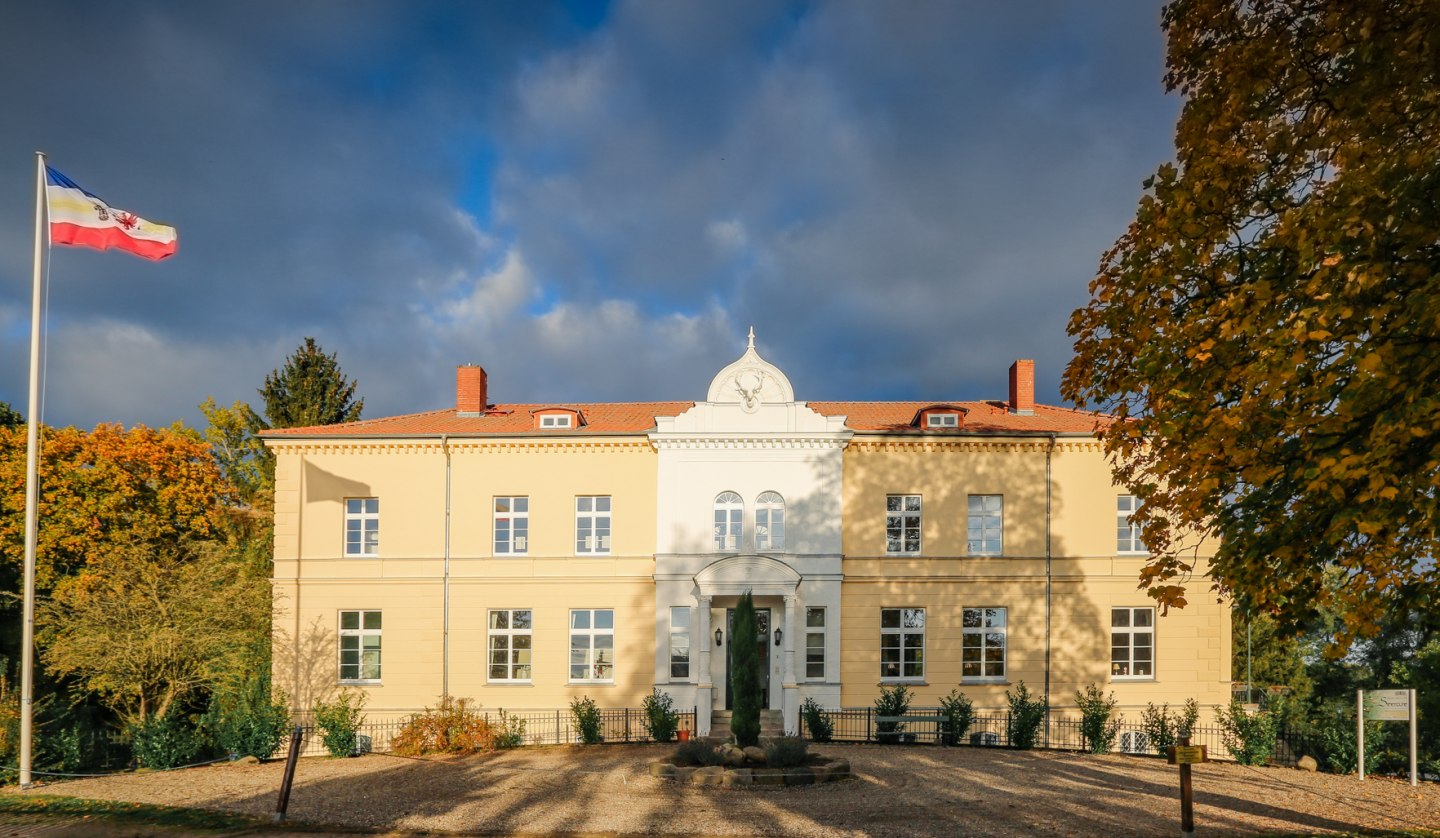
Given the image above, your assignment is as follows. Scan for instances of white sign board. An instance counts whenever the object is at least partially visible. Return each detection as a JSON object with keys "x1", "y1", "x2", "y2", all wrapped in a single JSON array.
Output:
[{"x1": 1364, "y1": 689, "x2": 1411, "y2": 721}]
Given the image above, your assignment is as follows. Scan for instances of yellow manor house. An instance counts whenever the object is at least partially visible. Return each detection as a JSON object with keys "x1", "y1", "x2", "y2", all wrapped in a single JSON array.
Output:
[{"x1": 263, "y1": 333, "x2": 1231, "y2": 740}]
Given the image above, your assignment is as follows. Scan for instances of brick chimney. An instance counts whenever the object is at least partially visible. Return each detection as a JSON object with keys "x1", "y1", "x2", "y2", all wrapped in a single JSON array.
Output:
[
  {"x1": 1008, "y1": 359, "x2": 1035, "y2": 415},
  {"x1": 456, "y1": 365, "x2": 488, "y2": 415}
]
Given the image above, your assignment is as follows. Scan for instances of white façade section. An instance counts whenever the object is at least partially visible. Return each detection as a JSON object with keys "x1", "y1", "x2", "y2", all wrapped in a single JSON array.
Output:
[{"x1": 649, "y1": 333, "x2": 850, "y2": 736}]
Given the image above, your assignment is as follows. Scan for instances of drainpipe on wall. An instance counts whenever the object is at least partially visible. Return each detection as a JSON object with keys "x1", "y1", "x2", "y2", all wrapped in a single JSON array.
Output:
[
  {"x1": 1043, "y1": 433, "x2": 1056, "y2": 748},
  {"x1": 442, "y1": 435, "x2": 452, "y2": 697}
]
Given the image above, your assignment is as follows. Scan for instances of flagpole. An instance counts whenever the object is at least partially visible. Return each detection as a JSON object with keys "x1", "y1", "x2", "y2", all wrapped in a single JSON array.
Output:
[{"x1": 20, "y1": 151, "x2": 47, "y2": 788}]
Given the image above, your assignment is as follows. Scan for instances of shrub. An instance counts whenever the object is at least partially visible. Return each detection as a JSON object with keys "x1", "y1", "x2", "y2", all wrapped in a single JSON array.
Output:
[
  {"x1": 130, "y1": 713, "x2": 209, "y2": 769},
  {"x1": 494, "y1": 709, "x2": 527, "y2": 749},
  {"x1": 938, "y1": 690, "x2": 975, "y2": 746},
  {"x1": 1075, "y1": 684, "x2": 1121, "y2": 754},
  {"x1": 390, "y1": 696, "x2": 496, "y2": 756},
  {"x1": 1312, "y1": 705, "x2": 1380, "y2": 775},
  {"x1": 800, "y1": 697, "x2": 832, "y2": 743},
  {"x1": 203, "y1": 671, "x2": 290, "y2": 760},
  {"x1": 672, "y1": 739, "x2": 724, "y2": 767},
  {"x1": 765, "y1": 737, "x2": 809, "y2": 768},
  {"x1": 1216, "y1": 699, "x2": 1279, "y2": 766},
  {"x1": 570, "y1": 696, "x2": 603, "y2": 745},
  {"x1": 641, "y1": 688, "x2": 680, "y2": 743},
  {"x1": 1005, "y1": 681, "x2": 1047, "y2": 750},
  {"x1": 729, "y1": 592, "x2": 763, "y2": 748},
  {"x1": 313, "y1": 690, "x2": 367, "y2": 757},
  {"x1": 1140, "y1": 698, "x2": 1199, "y2": 755},
  {"x1": 874, "y1": 684, "x2": 912, "y2": 743}
]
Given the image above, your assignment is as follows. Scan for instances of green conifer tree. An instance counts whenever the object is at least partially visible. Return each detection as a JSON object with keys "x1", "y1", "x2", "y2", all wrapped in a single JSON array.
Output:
[{"x1": 729, "y1": 592, "x2": 762, "y2": 747}]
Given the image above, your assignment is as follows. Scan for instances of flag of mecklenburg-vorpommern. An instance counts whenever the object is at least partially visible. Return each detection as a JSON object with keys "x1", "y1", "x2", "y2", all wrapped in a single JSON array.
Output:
[{"x1": 45, "y1": 165, "x2": 177, "y2": 260}]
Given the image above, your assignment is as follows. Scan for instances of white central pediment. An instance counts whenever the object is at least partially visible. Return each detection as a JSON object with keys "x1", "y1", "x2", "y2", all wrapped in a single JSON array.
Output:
[
  {"x1": 694, "y1": 554, "x2": 801, "y2": 597},
  {"x1": 705, "y1": 327, "x2": 795, "y2": 409}
]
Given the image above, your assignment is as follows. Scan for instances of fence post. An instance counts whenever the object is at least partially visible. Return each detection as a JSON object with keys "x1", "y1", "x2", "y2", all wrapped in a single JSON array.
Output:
[
  {"x1": 867, "y1": 707, "x2": 873, "y2": 743},
  {"x1": 556, "y1": 709, "x2": 562, "y2": 745},
  {"x1": 272, "y1": 726, "x2": 304, "y2": 824},
  {"x1": 625, "y1": 707, "x2": 631, "y2": 742}
]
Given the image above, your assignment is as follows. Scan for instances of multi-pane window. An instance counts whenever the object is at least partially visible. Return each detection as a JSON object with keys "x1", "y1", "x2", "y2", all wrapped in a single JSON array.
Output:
[
  {"x1": 576, "y1": 496, "x2": 611, "y2": 555},
  {"x1": 539, "y1": 414, "x2": 572, "y2": 428},
  {"x1": 569, "y1": 609, "x2": 614, "y2": 682},
  {"x1": 926, "y1": 412, "x2": 959, "y2": 428},
  {"x1": 1117, "y1": 495, "x2": 1145, "y2": 553},
  {"x1": 967, "y1": 495, "x2": 1003, "y2": 555},
  {"x1": 669, "y1": 607, "x2": 691, "y2": 679},
  {"x1": 488, "y1": 609, "x2": 533, "y2": 682},
  {"x1": 494, "y1": 496, "x2": 529, "y2": 555},
  {"x1": 805, "y1": 607, "x2": 826, "y2": 680},
  {"x1": 886, "y1": 495, "x2": 922, "y2": 554},
  {"x1": 339, "y1": 610, "x2": 381, "y2": 682},
  {"x1": 755, "y1": 491, "x2": 785, "y2": 551},
  {"x1": 344, "y1": 498, "x2": 379, "y2": 556},
  {"x1": 713, "y1": 492, "x2": 743, "y2": 551},
  {"x1": 880, "y1": 607, "x2": 925, "y2": 680},
  {"x1": 1111, "y1": 607, "x2": 1154, "y2": 679},
  {"x1": 962, "y1": 607, "x2": 1007, "y2": 681}
]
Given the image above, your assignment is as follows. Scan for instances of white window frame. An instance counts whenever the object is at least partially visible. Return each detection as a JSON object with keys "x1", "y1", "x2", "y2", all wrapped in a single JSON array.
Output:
[
  {"x1": 755, "y1": 491, "x2": 785, "y2": 551},
  {"x1": 886, "y1": 495, "x2": 922, "y2": 554},
  {"x1": 669, "y1": 606, "x2": 691, "y2": 680},
  {"x1": 576, "y1": 496, "x2": 612, "y2": 555},
  {"x1": 804, "y1": 606, "x2": 826, "y2": 680},
  {"x1": 713, "y1": 491, "x2": 743, "y2": 551},
  {"x1": 967, "y1": 494, "x2": 1004, "y2": 555},
  {"x1": 569, "y1": 609, "x2": 615, "y2": 683},
  {"x1": 338, "y1": 609, "x2": 382, "y2": 683},
  {"x1": 880, "y1": 607, "x2": 926, "y2": 681},
  {"x1": 925, "y1": 412, "x2": 959, "y2": 428},
  {"x1": 961, "y1": 607, "x2": 1007, "y2": 682},
  {"x1": 1111, "y1": 606, "x2": 1155, "y2": 680},
  {"x1": 488, "y1": 609, "x2": 533, "y2": 683},
  {"x1": 539, "y1": 413, "x2": 573, "y2": 429},
  {"x1": 493, "y1": 496, "x2": 529, "y2": 555},
  {"x1": 344, "y1": 497, "x2": 379, "y2": 557},
  {"x1": 1117, "y1": 495, "x2": 1146, "y2": 554}
]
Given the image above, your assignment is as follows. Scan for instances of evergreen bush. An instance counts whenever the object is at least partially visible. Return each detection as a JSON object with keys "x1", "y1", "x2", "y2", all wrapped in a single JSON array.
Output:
[
  {"x1": 1217, "y1": 699, "x2": 1279, "y2": 765},
  {"x1": 873, "y1": 684, "x2": 911, "y2": 744},
  {"x1": 800, "y1": 697, "x2": 832, "y2": 743},
  {"x1": 570, "y1": 696, "x2": 603, "y2": 744},
  {"x1": 494, "y1": 709, "x2": 527, "y2": 749},
  {"x1": 672, "y1": 739, "x2": 724, "y2": 767},
  {"x1": 1075, "y1": 684, "x2": 1121, "y2": 754},
  {"x1": 130, "y1": 713, "x2": 209, "y2": 769},
  {"x1": 1005, "y1": 681, "x2": 1047, "y2": 750},
  {"x1": 641, "y1": 688, "x2": 680, "y2": 743},
  {"x1": 938, "y1": 690, "x2": 975, "y2": 746},
  {"x1": 1140, "y1": 698, "x2": 1199, "y2": 755},
  {"x1": 313, "y1": 690, "x2": 367, "y2": 757},
  {"x1": 729, "y1": 592, "x2": 762, "y2": 747},
  {"x1": 203, "y1": 670, "x2": 290, "y2": 760},
  {"x1": 765, "y1": 737, "x2": 809, "y2": 768}
]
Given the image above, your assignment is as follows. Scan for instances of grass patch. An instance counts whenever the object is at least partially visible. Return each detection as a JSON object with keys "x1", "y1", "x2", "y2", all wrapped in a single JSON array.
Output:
[{"x1": 0, "y1": 793, "x2": 265, "y2": 832}]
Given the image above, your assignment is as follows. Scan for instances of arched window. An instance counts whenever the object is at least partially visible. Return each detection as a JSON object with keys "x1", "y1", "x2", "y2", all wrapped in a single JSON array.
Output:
[
  {"x1": 755, "y1": 491, "x2": 785, "y2": 551},
  {"x1": 714, "y1": 492, "x2": 743, "y2": 551}
]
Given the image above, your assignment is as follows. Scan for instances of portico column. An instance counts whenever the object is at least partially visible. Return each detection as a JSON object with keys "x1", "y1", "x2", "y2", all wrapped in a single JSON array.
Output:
[
  {"x1": 696, "y1": 595, "x2": 713, "y2": 737},
  {"x1": 782, "y1": 593, "x2": 799, "y2": 736}
]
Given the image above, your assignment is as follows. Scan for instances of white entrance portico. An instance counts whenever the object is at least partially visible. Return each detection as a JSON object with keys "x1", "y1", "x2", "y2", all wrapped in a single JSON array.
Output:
[{"x1": 650, "y1": 330, "x2": 849, "y2": 737}]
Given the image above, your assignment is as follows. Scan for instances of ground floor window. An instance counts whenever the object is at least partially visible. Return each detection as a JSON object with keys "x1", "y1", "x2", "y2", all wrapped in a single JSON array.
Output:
[
  {"x1": 569, "y1": 609, "x2": 614, "y2": 682},
  {"x1": 339, "y1": 610, "x2": 381, "y2": 682},
  {"x1": 880, "y1": 607, "x2": 925, "y2": 680},
  {"x1": 489, "y1": 609, "x2": 533, "y2": 682},
  {"x1": 961, "y1": 607, "x2": 1006, "y2": 681},
  {"x1": 669, "y1": 606, "x2": 690, "y2": 679},
  {"x1": 1111, "y1": 607, "x2": 1154, "y2": 679},
  {"x1": 805, "y1": 607, "x2": 826, "y2": 680}
]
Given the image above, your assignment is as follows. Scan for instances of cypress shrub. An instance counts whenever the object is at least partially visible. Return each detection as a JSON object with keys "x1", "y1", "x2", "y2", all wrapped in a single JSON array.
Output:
[{"x1": 729, "y1": 592, "x2": 762, "y2": 747}]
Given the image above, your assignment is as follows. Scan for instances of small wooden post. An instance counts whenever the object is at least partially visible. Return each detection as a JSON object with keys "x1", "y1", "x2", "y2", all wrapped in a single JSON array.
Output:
[
  {"x1": 1179, "y1": 735, "x2": 1195, "y2": 837},
  {"x1": 273, "y1": 726, "x2": 304, "y2": 824}
]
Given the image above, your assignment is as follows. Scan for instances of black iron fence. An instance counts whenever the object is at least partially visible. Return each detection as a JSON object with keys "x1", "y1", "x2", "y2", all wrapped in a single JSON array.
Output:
[{"x1": 801, "y1": 706, "x2": 1317, "y2": 766}]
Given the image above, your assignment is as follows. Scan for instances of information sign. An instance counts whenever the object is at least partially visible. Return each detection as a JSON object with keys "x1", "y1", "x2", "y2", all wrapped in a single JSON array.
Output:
[
  {"x1": 1167, "y1": 745, "x2": 1208, "y2": 765},
  {"x1": 1363, "y1": 689, "x2": 1411, "y2": 721}
]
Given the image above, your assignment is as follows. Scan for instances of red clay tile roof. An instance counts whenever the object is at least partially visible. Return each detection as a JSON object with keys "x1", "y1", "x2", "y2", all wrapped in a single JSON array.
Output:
[{"x1": 262, "y1": 399, "x2": 1109, "y2": 438}]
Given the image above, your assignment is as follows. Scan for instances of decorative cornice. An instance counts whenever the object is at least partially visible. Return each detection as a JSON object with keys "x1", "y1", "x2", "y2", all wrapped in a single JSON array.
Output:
[
  {"x1": 272, "y1": 440, "x2": 653, "y2": 455},
  {"x1": 848, "y1": 440, "x2": 1102, "y2": 454},
  {"x1": 649, "y1": 434, "x2": 852, "y2": 451}
]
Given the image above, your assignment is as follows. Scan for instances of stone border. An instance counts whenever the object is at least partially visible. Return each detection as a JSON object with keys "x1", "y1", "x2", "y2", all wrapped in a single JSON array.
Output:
[{"x1": 648, "y1": 759, "x2": 853, "y2": 788}]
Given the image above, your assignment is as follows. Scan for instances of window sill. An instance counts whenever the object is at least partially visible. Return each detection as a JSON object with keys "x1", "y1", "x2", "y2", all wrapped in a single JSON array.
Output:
[
  {"x1": 879, "y1": 679, "x2": 927, "y2": 686},
  {"x1": 961, "y1": 678, "x2": 1008, "y2": 686},
  {"x1": 567, "y1": 681, "x2": 616, "y2": 687},
  {"x1": 486, "y1": 681, "x2": 534, "y2": 686},
  {"x1": 339, "y1": 680, "x2": 381, "y2": 686},
  {"x1": 1110, "y1": 677, "x2": 1156, "y2": 683}
]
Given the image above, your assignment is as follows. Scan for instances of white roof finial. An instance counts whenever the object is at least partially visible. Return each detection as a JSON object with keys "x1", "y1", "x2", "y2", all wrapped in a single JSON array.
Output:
[{"x1": 747, "y1": 326, "x2": 755, "y2": 350}]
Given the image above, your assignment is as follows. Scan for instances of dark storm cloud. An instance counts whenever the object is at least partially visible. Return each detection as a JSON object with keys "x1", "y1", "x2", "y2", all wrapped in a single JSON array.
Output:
[{"x1": 0, "y1": 0, "x2": 1176, "y2": 428}]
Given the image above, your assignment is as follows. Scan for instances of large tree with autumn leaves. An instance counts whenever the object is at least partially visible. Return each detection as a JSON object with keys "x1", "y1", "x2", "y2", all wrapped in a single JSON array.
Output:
[{"x1": 1064, "y1": 0, "x2": 1439, "y2": 646}]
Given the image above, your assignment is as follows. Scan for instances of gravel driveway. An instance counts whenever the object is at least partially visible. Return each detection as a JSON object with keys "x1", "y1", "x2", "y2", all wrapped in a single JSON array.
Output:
[{"x1": 7, "y1": 744, "x2": 1437, "y2": 836}]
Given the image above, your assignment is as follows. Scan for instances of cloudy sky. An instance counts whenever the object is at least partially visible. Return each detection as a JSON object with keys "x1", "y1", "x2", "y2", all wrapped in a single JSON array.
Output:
[{"x1": 0, "y1": 1, "x2": 1177, "y2": 429}]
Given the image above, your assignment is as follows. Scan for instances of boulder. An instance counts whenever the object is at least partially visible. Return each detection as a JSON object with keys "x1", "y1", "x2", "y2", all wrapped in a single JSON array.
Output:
[
  {"x1": 721, "y1": 768, "x2": 753, "y2": 788},
  {"x1": 752, "y1": 767, "x2": 785, "y2": 786},
  {"x1": 692, "y1": 766, "x2": 725, "y2": 786},
  {"x1": 233, "y1": 755, "x2": 261, "y2": 766},
  {"x1": 827, "y1": 760, "x2": 852, "y2": 779},
  {"x1": 784, "y1": 767, "x2": 816, "y2": 786},
  {"x1": 722, "y1": 745, "x2": 747, "y2": 767},
  {"x1": 673, "y1": 766, "x2": 698, "y2": 782},
  {"x1": 1297, "y1": 755, "x2": 1319, "y2": 772},
  {"x1": 743, "y1": 746, "x2": 767, "y2": 763},
  {"x1": 810, "y1": 763, "x2": 831, "y2": 784},
  {"x1": 649, "y1": 762, "x2": 676, "y2": 779}
]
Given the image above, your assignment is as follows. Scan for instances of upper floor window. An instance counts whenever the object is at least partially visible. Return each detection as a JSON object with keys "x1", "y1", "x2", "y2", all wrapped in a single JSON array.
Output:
[
  {"x1": 886, "y1": 495, "x2": 922, "y2": 554},
  {"x1": 339, "y1": 610, "x2": 381, "y2": 682},
  {"x1": 714, "y1": 492, "x2": 743, "y2": 551},
  {"x1": 755, "y1": 491, "x2": 785, "y2": 551},
  {"x1": 925, "y1": 412, "x2": 959, "y2": 428},
  {"x1": 539, "y1": 414, "x2": 572, "y2": 429},
  {"x1": 967, "y1": 495, "x2": 1003, "y2": 555},
  {"x1": 1117, "y1": 495, "x2": 1145, "y2": 553},
  {"x1": 494, "y1": 496, "x2": 529, "y2": 555},
  {"x1": 576, "y1": 496, "x2": 611, "y2": 555},
  {"x1": 1111, "y1": 607, "x2": 1154, "y2": 679},
  {"x1": 344, "y1": 498, "x2": 379, "y2": 556},
  {"x1": 962, "y1": 607, "x2": 1007, "y2": 682}
]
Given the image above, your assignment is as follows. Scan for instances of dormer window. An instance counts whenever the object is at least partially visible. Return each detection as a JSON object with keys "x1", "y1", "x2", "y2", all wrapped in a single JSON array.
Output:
[
  {"x1": 540, "y1": 414, "x2": 572, "y2": 429},
  {"x1": 913, "y1": 405, "x2": 966, "y2": 429},
  {"x1": 925, "y1": 413, "x2": 959, "y2": 428},
  {"x1": 533, "y1": 408, "x2": 583, "y2": 430}
]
